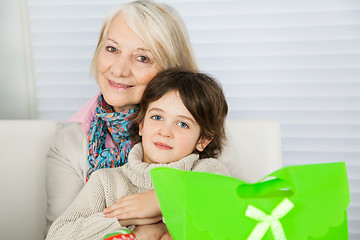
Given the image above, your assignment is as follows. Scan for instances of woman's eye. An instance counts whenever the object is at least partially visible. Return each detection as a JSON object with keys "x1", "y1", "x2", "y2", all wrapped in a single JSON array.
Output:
[
  {"x1": 151, "y1": 115, "x2": 162, "y2": 121},
  {"x1": 177, "y1": 122, "x2": 189, "y2": 128},
  {"x1": 137, "y1": 55, "x2": 149, "y2": 63},
  {"x1": 106, "y1": 46, "x2": 117, "y2": 53}
]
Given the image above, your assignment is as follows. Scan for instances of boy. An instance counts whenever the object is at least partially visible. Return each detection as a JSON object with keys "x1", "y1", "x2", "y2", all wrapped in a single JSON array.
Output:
[{"x1": 46, "y1": 69, "x2": 230, "y2": 240}]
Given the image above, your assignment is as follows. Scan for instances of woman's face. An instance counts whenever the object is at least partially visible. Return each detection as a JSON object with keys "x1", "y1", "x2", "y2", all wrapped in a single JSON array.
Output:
[{"x1": 97, "y1": 13, "x2": 162, "y2": 112}]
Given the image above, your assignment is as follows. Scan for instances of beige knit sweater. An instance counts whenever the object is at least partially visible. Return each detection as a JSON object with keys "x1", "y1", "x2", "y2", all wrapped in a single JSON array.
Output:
[{"x1": 46, "y1": 143, "x2": 230, "y2": 240}]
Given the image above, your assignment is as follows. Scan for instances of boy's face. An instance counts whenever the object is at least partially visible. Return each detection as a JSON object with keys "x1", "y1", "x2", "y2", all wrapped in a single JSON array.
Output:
[{"x1": 139, "y1": 91, "x2": 211, "y2": 164}]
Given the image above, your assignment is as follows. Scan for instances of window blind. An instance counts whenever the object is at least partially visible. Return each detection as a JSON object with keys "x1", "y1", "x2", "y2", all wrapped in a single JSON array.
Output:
[{"x1": 26, "y1": 0, "x2": 360, "y2": 238}]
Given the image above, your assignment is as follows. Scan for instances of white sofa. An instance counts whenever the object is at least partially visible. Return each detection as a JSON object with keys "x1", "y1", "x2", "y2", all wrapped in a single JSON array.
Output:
[{"x1": 0, "y1": 119, "x2": 282, "y2": 240}]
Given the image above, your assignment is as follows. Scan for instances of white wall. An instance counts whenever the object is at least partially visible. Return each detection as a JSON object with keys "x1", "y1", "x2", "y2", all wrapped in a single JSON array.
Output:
[{"x1": 0, "y1": 0, "x2": 36, "y2": 119}]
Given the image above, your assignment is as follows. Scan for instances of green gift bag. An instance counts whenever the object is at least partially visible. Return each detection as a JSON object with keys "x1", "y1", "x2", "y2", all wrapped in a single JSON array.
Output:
[{"x1": 150, "y1": 162, "x2": 350, "y2": 240}]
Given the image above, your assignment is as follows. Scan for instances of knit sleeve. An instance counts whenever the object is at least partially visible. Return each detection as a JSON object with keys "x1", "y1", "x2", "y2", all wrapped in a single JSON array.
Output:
[
  {"x1": 191, "y1": 158, "x2": 231, "y2": 177},
  {"x1": 45, "y1": 171, "x2": 124, "y2": 240}
]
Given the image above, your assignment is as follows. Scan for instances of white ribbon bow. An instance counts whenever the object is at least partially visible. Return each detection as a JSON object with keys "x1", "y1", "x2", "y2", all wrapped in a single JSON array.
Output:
[{"x1": 245, "y1": 198, "x2": 294, "y2": 240}]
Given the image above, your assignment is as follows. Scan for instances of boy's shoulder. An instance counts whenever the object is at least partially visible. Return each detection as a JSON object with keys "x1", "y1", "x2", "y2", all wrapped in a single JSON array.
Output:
[
  {"x1": 89, "y1": 166, "x2": 127, "y2": 183},
  {"x1": 192, "y1": 158, "x2": 230, "y2": 176}
]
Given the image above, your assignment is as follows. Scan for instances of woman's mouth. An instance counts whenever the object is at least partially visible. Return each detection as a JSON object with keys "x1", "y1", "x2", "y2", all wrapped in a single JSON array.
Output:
[
  {"x1": 108, "y1": 79, "x2": 134, "y2": 89},
  {"x1": 154, "y1": 142, "x2": 172, "y2": 150}
]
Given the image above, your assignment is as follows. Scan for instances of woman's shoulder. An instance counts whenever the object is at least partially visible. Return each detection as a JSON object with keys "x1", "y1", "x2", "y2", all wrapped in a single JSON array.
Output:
[
  {"x1": 51, "y1": 122, "x2": 88, "y2": 165},
  {"x1": 55, "y1": 123, "x2": 87, "y2": 144}
]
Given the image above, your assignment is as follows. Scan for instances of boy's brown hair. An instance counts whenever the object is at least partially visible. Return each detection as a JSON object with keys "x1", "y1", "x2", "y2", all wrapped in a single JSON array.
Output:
[{"x1": 131, "y1": 69, "x2": 228, "y2": 159}]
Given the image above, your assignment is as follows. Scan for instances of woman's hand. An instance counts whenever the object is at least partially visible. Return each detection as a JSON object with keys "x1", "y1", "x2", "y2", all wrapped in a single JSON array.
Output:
[
  {"x1": 133, "y1": 222, "x2": 168, "y2": 240},
  {"x1": 104, "y1": 190, "x2": 161, "y2": 222}
]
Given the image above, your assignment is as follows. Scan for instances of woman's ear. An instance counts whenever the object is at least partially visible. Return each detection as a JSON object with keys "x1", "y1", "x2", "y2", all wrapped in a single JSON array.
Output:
[
  {"x1": 138, "y1": 121, "x2": 144, "y2": 136},
  {"x1": 196, "y1": 137, "x2": 213, "y2": 152}
]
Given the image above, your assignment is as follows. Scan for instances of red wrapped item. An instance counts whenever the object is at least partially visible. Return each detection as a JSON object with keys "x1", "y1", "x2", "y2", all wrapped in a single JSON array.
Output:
[{"x1": 103, "y1": 229, "x2": 136, "y2": 240}]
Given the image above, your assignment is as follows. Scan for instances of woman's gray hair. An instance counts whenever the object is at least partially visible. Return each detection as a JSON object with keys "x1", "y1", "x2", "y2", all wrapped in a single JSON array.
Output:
[{"x1": 90, "y1": 0, "x2": 198, "y2": 79}]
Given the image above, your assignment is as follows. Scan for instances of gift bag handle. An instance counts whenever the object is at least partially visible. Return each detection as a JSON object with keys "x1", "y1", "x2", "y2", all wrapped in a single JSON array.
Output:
[{"x1": 236, "y1": 178, "x2": 295, "y2": 198}]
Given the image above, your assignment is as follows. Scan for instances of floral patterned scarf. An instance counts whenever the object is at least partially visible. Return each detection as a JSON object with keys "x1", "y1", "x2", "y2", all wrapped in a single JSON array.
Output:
[{"x1": 86, "y1": 94, "x2": 137, "y2": 181}]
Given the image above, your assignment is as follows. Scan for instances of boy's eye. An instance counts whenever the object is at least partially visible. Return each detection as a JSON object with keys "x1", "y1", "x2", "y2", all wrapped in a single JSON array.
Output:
[
  {"x1": 177, "y1": 122, "x2": 189, "y2": 128},
  {"x1": 137, "y1": 55, "x2": 149, "y2": 63},
  {"x1": 151, "y1": 115, "x2": 162, "y2": 121},
  {"x1": 106, "y1": 46, "x2": 117, "y2": 53}
]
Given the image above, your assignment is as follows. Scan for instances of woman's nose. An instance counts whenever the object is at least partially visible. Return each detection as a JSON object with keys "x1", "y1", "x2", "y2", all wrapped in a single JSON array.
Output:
[{"x1": 110, "y1": 55, "x2": 131, "y2": 77}]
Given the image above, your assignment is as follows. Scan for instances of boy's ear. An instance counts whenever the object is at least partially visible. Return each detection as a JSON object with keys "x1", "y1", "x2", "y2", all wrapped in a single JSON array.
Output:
[
  {"x1": 196, "y1": 137, "x2": 213, "y2": 152},
  {"x1": 138, "y1": 121, "x2": 144, "y2": 136}
]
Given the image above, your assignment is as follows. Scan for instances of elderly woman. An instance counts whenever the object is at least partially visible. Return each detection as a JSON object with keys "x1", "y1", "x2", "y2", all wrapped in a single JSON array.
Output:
[{"x1": 45, "y1": 0, "x2": 197, "y2": 238}]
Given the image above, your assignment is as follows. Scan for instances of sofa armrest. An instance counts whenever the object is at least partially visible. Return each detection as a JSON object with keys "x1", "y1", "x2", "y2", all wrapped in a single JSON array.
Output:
[
  {"x1": 0, "y1": 120, "x2": 59, "y2": 239},
  {"x1": 219, "y1": 119, "x2": 282, "y2": 182}
]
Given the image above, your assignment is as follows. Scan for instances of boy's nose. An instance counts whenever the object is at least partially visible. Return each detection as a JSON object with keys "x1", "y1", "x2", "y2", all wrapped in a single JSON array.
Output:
[{"x1": 158, "y1": 124, "x2": 172, "y2": 138}]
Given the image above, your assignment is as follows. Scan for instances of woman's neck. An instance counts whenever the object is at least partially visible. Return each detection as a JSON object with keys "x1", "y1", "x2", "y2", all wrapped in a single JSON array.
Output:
[{"x1": 113, "y1": 104, "x2": 138, "y2": 112}]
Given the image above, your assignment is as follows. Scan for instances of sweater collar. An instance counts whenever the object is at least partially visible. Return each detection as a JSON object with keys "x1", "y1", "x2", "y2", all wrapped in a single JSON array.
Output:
[
  {"x1": 123, "y1": 143, "x2": 199, "y2": 189},
  {"x1": 67, "y1": 93, "x2": 100, "y2": 134}
]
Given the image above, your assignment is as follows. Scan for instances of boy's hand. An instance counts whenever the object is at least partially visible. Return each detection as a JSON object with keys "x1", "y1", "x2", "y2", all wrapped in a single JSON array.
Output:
[
  {"x1": 133, "y1": 222, "x2": 168, "y2": 240},
  {"x1": 160, "y1": 232, "x2": 173, "y2": 240},
  {"x1": 118, "y1": 216, "x2": 162, "y2": 226},
  {"x1": 104, "y1": 190, "x2": 161, "y2": 221}
]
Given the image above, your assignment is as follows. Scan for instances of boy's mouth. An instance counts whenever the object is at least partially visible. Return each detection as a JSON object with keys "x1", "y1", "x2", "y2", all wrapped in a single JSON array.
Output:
[{"x1": 154, "y1": 142, "x2": 172, "y2": 150}]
